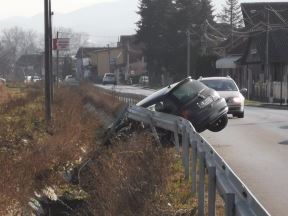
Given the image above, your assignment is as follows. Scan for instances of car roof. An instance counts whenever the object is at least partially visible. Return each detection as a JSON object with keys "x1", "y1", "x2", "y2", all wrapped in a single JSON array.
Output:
[{"x1": 199, "y1": 76, "x2": 233, "y2": 81}]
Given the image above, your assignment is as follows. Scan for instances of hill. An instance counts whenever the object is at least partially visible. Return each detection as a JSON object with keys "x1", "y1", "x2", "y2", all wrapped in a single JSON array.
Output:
[{"x1": 0, "y1": 0, "x2": 138, "y2": 45}]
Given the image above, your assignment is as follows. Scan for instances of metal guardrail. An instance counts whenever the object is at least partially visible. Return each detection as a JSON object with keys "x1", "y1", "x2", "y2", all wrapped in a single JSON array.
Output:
[
  {"x1": 127, "y1": 105, "x2": 270, "y2": 216},
  {"x1": 95, "y1": 85, "x2": 270, "y2": 216}
]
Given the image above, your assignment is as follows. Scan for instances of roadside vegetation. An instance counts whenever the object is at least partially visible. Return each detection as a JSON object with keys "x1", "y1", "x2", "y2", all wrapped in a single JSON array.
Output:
[{"x1": 0, "y1": 83, "x2": 200, "y2": 215}]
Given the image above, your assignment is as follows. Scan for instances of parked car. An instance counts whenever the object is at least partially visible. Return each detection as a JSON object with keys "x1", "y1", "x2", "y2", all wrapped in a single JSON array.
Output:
[
  {"x1": 139, "y1": 75, "x2": 149, "y2": 85},
  {"x1": 63, "y1": 75, "x2": 77, "y2": 85},
  {"x1": 137, "y1": 77, "x2": 229, "y2": 133},
  {"x1": 32, "y1": 76, "x2": 41, "y2": 82},
  {"x1": 24, "y1": 76, "x2": 32, "y2": 84},
  {"x1": 0, "y1": 78, "x2": 6, "y2": 84},
  {"x1": 102, "y1": 73, "x2": 117, "y2": 85},
  {"x1": 199, "y1": 76, "x2": 247, "y2": 118}
]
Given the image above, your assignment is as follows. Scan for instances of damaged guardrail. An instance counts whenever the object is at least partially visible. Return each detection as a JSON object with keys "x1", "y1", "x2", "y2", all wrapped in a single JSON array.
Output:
[{"x1": 126, "y1": 105, "x2": 270, "y2": 216}]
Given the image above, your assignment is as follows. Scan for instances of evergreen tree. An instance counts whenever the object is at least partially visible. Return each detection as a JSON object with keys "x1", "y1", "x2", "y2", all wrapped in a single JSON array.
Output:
[
  {"x1": 218, "y1": 0, "x2": 243, "y2": 29},
  {"x1": 137, "y1": 0, "x2": 176, "y2": 84},
  {"x1": 136, "y1": 0, "x2": 216, "y2": 83}
]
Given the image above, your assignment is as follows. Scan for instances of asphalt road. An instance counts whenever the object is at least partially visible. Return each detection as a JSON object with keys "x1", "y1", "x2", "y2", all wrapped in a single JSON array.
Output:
[{"x1": 203, "y1": 107, "x2": 288, "y2": 216}]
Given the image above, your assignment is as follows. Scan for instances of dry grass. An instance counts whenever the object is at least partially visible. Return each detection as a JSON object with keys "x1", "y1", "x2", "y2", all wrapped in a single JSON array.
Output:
[
  {"x1": 0, "y1": 85, "x2": 104, "y2": 214},
  {"x1": 79, "y1": 84, "x2": 123, "y2": 116},
  {"x1": 77, "y1": 131, "x2": 172, "y2": 216},
  {"x1": 0, "y1": 83, "x2": 201, "y2": 215},
  {"x1": 0, "y1": 83, "x2": 11, "y2": 104}
]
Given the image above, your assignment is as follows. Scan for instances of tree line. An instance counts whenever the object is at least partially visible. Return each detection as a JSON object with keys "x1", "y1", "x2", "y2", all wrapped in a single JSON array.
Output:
[
  {"x1": 0, "y1": 27, "x2": 89, "y2": 80},
  {"x1": 136, "y1": 0, "x2": 243, "y2": 84}
]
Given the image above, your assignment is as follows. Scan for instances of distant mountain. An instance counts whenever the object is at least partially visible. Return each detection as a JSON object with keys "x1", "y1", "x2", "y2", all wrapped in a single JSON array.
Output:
[{"x1": 0, "y1": 0, "x2": 139, "y2": 45}]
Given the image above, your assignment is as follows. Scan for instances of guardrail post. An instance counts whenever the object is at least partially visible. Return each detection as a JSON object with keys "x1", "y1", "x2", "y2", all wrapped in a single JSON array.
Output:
[
  {"x1": 191, "y1": 140, "x2": 197, "y2": 194},
  {"x1": 208, "y1": 166, "x2": 216, "y2": 216},
  {"x1": 225, "y1": 193, "x2": 235, "y2": 216},
  {"x1": 149, "y1": 115, "x2": 162, "y2": 147},
  {"x1": 182, "y1": 128, "x2": 189, "y2": 180},
  {"x1": 198, "y1": 151, "x2": 206, "y2": 216},
  {"x1": 174, "y1": 121, "x2": 180, "y2": 151}
]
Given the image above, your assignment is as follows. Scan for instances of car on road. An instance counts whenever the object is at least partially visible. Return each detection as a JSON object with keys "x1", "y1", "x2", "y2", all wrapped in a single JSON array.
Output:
[
  {"x1": 0, "y1": 78, "x2": 6, "y2": 84},
  {"x1": 199, "y1": 76, "x2": 246, "y2": 118},
  {"x1": 137, "y1": 77, "x2": 229, "y2": 133},
  {"x1": 102, "y1": 73, "x2": 117, "y2": 85}
]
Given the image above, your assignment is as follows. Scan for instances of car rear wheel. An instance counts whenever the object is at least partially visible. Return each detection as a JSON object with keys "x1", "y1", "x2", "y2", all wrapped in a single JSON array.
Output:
[{"x1": 208, "y1": 114, "x2": 228, "y2": 132}]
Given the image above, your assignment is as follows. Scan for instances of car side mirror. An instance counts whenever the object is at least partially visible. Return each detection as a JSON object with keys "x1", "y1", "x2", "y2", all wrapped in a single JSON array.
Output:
[{"x1": 240, "y1": 88, "x2": 247, "y2": 95}]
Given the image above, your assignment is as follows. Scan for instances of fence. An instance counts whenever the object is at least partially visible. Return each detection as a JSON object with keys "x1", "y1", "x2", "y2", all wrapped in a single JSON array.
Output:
[
  {"x1": 96, "y1": 86, "x2": 271, "y2": 216},
  {"x1": 253, "y1": 82, "x2": 288, "y2": 103}
]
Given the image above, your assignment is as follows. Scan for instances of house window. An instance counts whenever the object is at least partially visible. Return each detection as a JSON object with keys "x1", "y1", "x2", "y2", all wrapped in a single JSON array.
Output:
[
  {"x1": 250, "y1": 49, "x2": 257, "y2": 55},
  {"x1": 272, "y1": 64, "x2": 283, "y2": 82}
]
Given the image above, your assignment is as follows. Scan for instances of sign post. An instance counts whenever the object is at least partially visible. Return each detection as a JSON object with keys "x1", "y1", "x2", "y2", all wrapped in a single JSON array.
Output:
[{"x1": 53, "y1": 37, "x2": 70, "y2": 85}]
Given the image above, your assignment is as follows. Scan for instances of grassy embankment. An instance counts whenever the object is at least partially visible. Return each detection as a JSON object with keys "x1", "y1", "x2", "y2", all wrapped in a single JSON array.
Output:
[{"x1": 0, "y1": 83, "x2": 201, "y2": 215}]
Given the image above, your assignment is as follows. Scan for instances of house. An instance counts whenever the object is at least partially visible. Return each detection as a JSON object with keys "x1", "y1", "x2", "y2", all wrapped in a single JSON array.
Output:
[
  {"x1": 75, "y1": 47, "x2": 104, "y2": 81},
  {"x1": 75, "y1": 35, "x2": 147, "y2": 84},
  {"x1": 118, "y1": 35, "x2": 147, "y2": 83},
  {"x1": 89, "y1": 47, "x2": 124, "y2": 82},
  {"x1": 215, "y1": 36, "x2": 248, "y2": 86},
  {"x1": 238, "y1": 2, "x2": 288, "y2": 103}
]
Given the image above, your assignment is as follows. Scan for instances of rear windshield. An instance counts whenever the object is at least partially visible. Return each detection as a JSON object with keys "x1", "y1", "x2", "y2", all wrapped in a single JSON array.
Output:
[
  {"x1": 200, "y1": 79, "x2": 238, "y2": 91},
  {"x1": 171, "y1": 80, "x2": 206, "y2": 103},
  {"x1": 105, "y1": 74, "x2": 115, "y2": 77}
]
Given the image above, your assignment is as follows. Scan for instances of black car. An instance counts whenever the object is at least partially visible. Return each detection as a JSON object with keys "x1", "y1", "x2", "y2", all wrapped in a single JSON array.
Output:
[{"x1": 137, "y1": 77, "x2": 229, "y2": 133}]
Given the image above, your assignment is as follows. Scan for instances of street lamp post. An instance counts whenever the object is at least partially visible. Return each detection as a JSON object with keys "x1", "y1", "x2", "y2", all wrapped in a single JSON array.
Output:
[{"x1": 186, "y1": 30, "x2": 191, "y2": 77}]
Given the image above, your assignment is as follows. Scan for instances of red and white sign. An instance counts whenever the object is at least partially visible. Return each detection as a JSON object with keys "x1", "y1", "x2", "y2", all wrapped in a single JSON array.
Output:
[{"x1": 53, "y1": 38, "x2": 70, "y2": 50}]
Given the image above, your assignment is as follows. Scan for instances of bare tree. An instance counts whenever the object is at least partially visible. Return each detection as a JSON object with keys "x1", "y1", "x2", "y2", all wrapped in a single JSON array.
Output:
[
  {"x1": 53, "y1": 27, "x2": 90, "y2": 54},
  {"x1": 0, "y1": 27, "x2": 39, "y2": 78}
]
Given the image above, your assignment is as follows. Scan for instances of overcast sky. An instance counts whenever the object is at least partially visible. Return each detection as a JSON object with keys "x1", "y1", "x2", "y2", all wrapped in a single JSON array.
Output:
[{"x1": 1, "y1": 0, "x2": 288, "y2": 20}]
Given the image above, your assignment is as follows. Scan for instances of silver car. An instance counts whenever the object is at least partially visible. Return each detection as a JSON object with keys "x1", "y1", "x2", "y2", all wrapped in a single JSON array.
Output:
[
  {"x1": 199, "y1": 76, "x2": 247, "y2": 118},
  {"x1": 102, "y1": 73, "x2": 116, "y2": 85}
]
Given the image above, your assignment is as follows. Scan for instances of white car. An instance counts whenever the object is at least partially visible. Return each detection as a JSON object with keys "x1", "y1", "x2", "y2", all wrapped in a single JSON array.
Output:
[
  {"x1": 199, "y1": 76, "x2": 247, "y2": 118},
  {"x1": 139, "y1": 75, "x2": 149, "y2": 86},
  {"x1": 0, "y1": 78, "x2": 6, "y2": 84},
  {"x1": 102, "y1": 73, "x2": 116, "y2": 85}
]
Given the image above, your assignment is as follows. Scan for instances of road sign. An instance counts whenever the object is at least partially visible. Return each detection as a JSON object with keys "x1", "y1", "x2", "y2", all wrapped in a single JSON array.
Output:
[{"x1": 54, "y1": 38, "x2": 70, "y2": 51}]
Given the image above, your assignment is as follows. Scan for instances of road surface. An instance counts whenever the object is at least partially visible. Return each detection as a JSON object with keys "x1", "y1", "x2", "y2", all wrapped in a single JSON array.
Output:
[{"x1": 203, "y1": 107, "x2": 288, "y2": 216}]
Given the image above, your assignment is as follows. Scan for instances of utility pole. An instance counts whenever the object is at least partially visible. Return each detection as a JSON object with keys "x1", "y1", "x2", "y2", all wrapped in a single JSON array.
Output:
[
  {"x1": 56, "y1": 31, "x2": 59, "y2": 87},
  {"x1": 48, "y1": 0, "x2": 53, "y2": 102},
  {"x1": 265, "y1": 8, "x2": 272, "y2": 102},
  {"x1": 186, "y1": 30, "x2": 191, "y2": 77},
  {"x1": 126, "y1": 42, "x2": 130, "y2": 83},
  {"x1": 107, "y1": 44, "x2": 111, "y2": 74},
  {"x1": 44, "y1": 0, "x2": 51, "y2": 122}
]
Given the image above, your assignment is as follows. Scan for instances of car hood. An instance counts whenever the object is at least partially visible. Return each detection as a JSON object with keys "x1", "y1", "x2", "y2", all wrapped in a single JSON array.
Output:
[{"x1": 217, "y1": 91, "x2": 243, "y2": 99}]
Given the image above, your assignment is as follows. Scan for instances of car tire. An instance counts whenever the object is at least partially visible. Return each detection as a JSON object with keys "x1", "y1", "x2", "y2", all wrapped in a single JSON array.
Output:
[
  {"x1": 234, "y1": 112, "x2": 244, "y2": 118},
  {"x1": 103, "y1": 82, "x2": 106, "y2": 85},
  {"x1": 208, "y1": 114, "x2": 228, "y2": 132}
]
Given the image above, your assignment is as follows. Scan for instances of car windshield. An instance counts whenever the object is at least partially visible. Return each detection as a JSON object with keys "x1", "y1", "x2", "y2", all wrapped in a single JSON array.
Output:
[
  {"x1": 200, "y1": 79, "x2": 238, "y2": 91},
  {"x1": 105, "y1": 74, "x2": 115, "y2": 77},
  {"x1": 172, "y1": 80, "x2": 206, "y2": 103}
]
